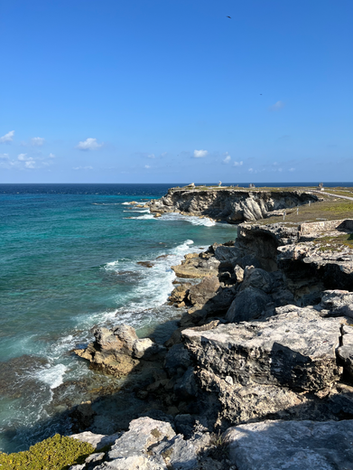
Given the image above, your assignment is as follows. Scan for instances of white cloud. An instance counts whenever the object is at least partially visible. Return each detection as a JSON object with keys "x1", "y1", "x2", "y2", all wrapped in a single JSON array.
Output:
[
  {"x1": 223, "y1": 155, "x2": 231, "y2": 164},
  {"x1": 248, "y1": 168, "x2": 254, "y2": 173},
  {"x1": 233, "y1": 161, "x2": 243, "y2": 166},
  {"x1": 145, "y1": 164, "x2": 151, "y2": 169},
  {"x1": 73, "y1": 166, "x2": 93, "y2": 170},
  {"x1": 147, "y1": 154, "x2": 155, "y2": 159},
  {"x1": 49, "y1": 153, "x2": 55, "y2": 158},
  {"x1": 18, "y1": 153, "x2": 27, "y2": 161},
  {"x1": 0, "y1": 153, "x2": 9, "y2": 160},
  {"x1": 31, "y1": 137, "x2": 45, "y2": 146},
  {"x1": 25, "y1": 160, "x2": 36, "y2": 169},
  {"x1": 76, "y1": 138, "x2": 103, "y2": 150},
  {"x1": 193, "y1": 149, "x2": 208, "y2": 158},
  {"x1": 269, "y1": 101, "x2": 285, "y2": 111},
  {"x1": 0, "y1": 130, "x2": 15, "y2": 143},
  {"x1": 289, "y1": 167, "x2": 295, "y2": 172},
  {"x1": 161, "y1": 152, "x2": 168, "y2": 157}
]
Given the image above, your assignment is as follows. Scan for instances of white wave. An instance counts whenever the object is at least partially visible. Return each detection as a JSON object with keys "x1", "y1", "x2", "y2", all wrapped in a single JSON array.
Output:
[
  {"x1": 36, "y1": 364, "x2": 67, "y2": 389},
  {"x1": 92, "y1": 203, "x2": 121, "y2": 206},
  {"x1": 105, "y1": 260, "x2": 119, "y2": 271},
  {"x1": 159, "y1": 213, "x2": 216, "y2": 227},
  {"x1": 121, "y1": 202, "x2": 132, "y2": 205},
  {"x1": 125, "y1": 214, "x2": 155, "y2": 220},
  {"x1": 123, "y1": 209, "x2": 150, "y2": 213}
]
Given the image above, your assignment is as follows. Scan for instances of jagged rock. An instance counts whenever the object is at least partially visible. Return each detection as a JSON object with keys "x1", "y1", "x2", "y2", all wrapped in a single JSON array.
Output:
[
  {"x1": 169, "y1": 284, "x2": 191, "y2": 304},
  {"x1": 70, "y1": 430, "x2": 122, "y2": 450},
  {"x1": 234, "y1": 265, "x2": 244, "y2": 283},
  {"x1": 174, "y1": 367, "x2": 198, "y2": 399},
  {"x1": 320, "y1": 290, "x2": 353, "y2": 318},
  {"x1": 101, "y1": 417, "x2": 176, "y2": 469},
  {"x1": 225, "y1": 419, "x2": 353, "y2": 470},
  {"x1": 337, "y1": 324, "x2": 353, "y2": 378},
  {"x1": 147, "y1": 188, "x2": 317, "y2": 224},
  {"x1": 164, "y1": 343, "x2": 192, "y2": 377},
  {"x1": 112, "y1": 324, "x2": 138, "y2": 353},
  {"x1": 172, "y1": 255, "x2": 220, "y2": 279},
  {"x1": 187, "y1": 276, "x2": 221, "y2": 308},
  {"x1": 225, "y1": 286, "x2": 272, "y2": 322},
  {"x1": 240, "y1": 266, "x2": 273, "y2": 293},
  {"x1": 152, "y1": 434, "x2": 198, "y2": 470},
  {"x1": 183, "y1": 306, "x2": 343, "y2": 392},
  {"x1": 74, "y1": 324, "x2": 163, "y2": 376}
]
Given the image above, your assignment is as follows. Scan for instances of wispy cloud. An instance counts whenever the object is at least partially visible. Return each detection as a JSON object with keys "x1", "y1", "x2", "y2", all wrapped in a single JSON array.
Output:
[
  {"x1": 17, "y1": 153, "x2": 27, "y2": 161},
  {"x1": 30, "y1": 137, "x2": 45, "y2": 146},
  {"x1": 76, "y1": 138, "x2": 103, "y2": 150},
  {"x1": 145, "y1": 164, "x2": 151, "y2": 169},
  {"x1": 234, "y1": 161, "x2": 243, "y2": 166},
  {"x1": 73, "y1": 166, "x2": 93, "y2": 170},
  {"x1": 269, "y1": 101, "x2": 285, "y2": 111},
  {"x1": 0, "y1": 130, "x2": 15, "y2": 143},
  {"x1": 193, "y1": 149, "x2": 208, "y2": 158},
  {"x1": 223, "y1": 152, "x2": 231, "y2": 164},
  {"x1": 147, "y1": 154, "x2": 155, "y2": 159},
  {"x1": 49, "y1": 153, "x2": 55, "y2": 158}
]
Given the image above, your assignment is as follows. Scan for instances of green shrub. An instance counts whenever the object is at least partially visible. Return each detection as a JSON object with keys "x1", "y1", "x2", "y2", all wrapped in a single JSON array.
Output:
[{"x1": 0, "y1": 434, "x2": 95, "y2": 470}]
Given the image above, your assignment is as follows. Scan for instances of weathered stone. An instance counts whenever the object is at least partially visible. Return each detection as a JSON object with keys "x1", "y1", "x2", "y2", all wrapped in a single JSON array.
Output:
[
  {"x1": 174, "y1": 367, "x2": 198, "y2": 398},
  {"x1": 172, "y1": 256, "x2": 220, "y2": 279},
  {"x1": 225, "y1": 286, "x2": 272, "y2": 322},
  {"x1": 187, "y1": 276, "x2": 220, "y2": 307},
  {"x1": 164, "y1": 344, "x2": 191, "y2": 377},
  {"x1": 112, "y1": 324, "x2": 138, "y2": 352},
  {"x1": 106, "y1": 417, "x2": 175, "y2": 468},
  {"x1": 337, "y1": 324, "x2": 353, "y2": 378},
  {"x1": 148, "y1": 188, "x2": 317, "y2": 224},
  {"x1": 93, "y1": 328, "x2": 123, "y2": 351},
  {"x1": 240, "y1": 266, "x2": 273, "y2": 293},
  {"x1": 153, "y1": 434, "x2": 198, "y2": 470},
  {"x1": 321, "y1": 290, "x2": 353, "y2": 318},
  {"x1": 132, "y1": 338, "x2": 163, "y2": 359},
  {"x1": 225, "y1": 419, "x2": 353, "y2": 470},
  {"x1": 234, "y1": 265, "x2": 244, "y2": 283},
  {"x1": 70, "y1": 430, "x2": 122, "y2": 450},
  {"x1": 169, "y1": 284, "x2": 191, "y2": 304},
  {"x1": 183, "y1": 306, "x2": 343, "y2": 391}
]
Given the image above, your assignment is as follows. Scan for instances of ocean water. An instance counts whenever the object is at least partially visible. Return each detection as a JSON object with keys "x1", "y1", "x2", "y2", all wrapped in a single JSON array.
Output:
[
  {"x1": 1, "y1": 182, "x2": 352, "y2": 453},
  {"x1": 0, "y1": 184, "x2": 241, "y2": 453}
]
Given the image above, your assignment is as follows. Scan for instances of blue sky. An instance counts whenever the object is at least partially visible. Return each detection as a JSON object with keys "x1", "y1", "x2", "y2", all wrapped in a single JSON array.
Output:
[{"x1": 1, "y1": 0, "x2": 352, "y2": 184}]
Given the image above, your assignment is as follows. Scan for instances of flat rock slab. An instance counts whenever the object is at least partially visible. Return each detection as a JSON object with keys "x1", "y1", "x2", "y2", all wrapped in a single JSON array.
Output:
[
  {"x1": 225, "y1": 419, "x2": 353, "y2": 470},
  {"x1": 183, "y1": 305, "x2": 343, "y2": 391}
]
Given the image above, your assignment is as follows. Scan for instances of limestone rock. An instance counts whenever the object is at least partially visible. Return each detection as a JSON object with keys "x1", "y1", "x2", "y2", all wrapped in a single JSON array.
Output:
[
  {"x1": 337, "y1": 324, "x2": 353, "y2": 378},
  {"x1": 225, "y1": 419, "x2": 353, "y2": 470},
  {"x1": 320, "y1": 289, "x2": 353, "y2": 318},
  {"x1": 225, "y1": 286, "x2": 272, "y2": 322},
  {"x1": 70, "y1": 430, "x2": 122, "y2": 450},
  {"x1": 172, "y1": 255, "x2": 220, "y2": 279},
  {"x1": 187, "y1": 276, "x2": 221, "y2": 308},
  {"x1": 183, "y1": 306, "x2": 343, "y2": 392}
]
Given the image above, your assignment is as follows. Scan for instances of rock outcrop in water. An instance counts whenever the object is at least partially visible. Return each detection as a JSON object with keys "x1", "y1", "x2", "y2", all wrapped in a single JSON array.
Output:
[
  {"x1": 148, "y1": 187, "x2": 318, "y2": 223},
  {"x1": 71, "y1": 216, "x2": 353, "y2": 470}
]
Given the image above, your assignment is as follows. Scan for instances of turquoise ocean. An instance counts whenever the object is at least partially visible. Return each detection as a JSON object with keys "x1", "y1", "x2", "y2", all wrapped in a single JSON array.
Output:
[{"x1": 0, "y1": 182, "x2": 351, "y2": 453}]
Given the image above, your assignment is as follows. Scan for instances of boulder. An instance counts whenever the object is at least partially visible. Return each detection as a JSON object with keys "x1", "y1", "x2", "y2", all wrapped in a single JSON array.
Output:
[
  {"x1": 225, "y1": 286, "x2": 272, "y2": 322},
  {"x1": 172, "y1": 256, "x2": 220, "y2": 279},
  {"x1": 225, "y1": 419, "x2": 353, "y2": 470},
  {"x1": 187, "y1": 276, "x2": 220, "y2": 308},
  {"x1": 320, "y1": 290, "x2": 353, "y2": 318},
  {"x1": 337, "y1": 324, "x2": 353, "y2": 378},
  {"x1": 183, "y1": 306, "x2": 343, "y2": 392},
  {"x1": 240, "y1": 266, "x2": 273, "y2": 293}
]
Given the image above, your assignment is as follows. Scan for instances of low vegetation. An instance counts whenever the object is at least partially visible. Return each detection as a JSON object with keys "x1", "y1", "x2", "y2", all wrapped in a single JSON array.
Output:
[{"x1": 0, "y1": 434, "x2": 95, "y2": 470}]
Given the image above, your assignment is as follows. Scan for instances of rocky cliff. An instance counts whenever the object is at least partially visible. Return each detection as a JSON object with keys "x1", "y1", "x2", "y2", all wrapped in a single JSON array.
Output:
[
  {"x1": 69, "y1": 217, "x2": 353, "y2": 470},
  {"x1": 148, "y1": 187, "x2": 318, "y2": 223}
]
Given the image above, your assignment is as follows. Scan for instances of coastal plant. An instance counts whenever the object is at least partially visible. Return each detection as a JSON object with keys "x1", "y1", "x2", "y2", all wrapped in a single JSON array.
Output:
[{"x1": 0, "y1": 434, "x2": 95, "y2": 470}]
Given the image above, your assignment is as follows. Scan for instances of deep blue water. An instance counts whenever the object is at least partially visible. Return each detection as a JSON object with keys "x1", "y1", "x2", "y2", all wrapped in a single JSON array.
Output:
[{"x1": 0, "y1": 182, "x2": 352, "y2": 453}]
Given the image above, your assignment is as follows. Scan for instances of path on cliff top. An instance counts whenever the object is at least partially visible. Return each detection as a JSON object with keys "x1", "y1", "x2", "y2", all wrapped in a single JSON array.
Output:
[{"x1": 314, "y1": 190, "x2": 353, "y2": 201}]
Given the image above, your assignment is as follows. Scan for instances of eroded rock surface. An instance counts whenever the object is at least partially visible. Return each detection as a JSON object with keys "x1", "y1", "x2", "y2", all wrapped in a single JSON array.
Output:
[{"x1": 225, "y1": 419, "x2": 353, "y2": 470}]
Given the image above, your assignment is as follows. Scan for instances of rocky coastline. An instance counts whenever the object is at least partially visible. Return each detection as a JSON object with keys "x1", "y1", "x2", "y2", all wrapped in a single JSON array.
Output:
[{"x1": 67, "y1": 189, "x2": 353, "y2": 470}]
